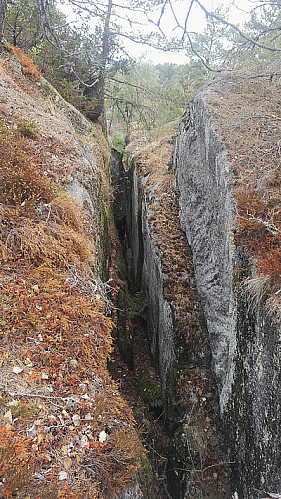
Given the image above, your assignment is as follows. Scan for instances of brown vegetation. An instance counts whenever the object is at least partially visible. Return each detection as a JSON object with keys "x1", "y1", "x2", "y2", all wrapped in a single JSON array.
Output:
[
  {"x1": 207, "y1": 75, "x2": 281, "y2": 295},
  {"x1": 0, "y1": 54, "x2": 144, "y2": 498}
]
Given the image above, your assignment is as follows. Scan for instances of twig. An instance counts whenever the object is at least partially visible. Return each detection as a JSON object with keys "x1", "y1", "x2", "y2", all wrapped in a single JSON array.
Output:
[
  {"x1": 245, "y1": 211, "x2": 280, "y2": 236},
  {"x1": 194, "y1": 461, "x2": 235, "y2": 473},
  {"x1": 8, "y1": 391, "x2": 67, "y2": 401},
  {"x1": 254, "y1": 489, "x2": 281, "y2": 499},
  {"x1": 45, "y1": 203, "x2": 52, "y2": 222}
]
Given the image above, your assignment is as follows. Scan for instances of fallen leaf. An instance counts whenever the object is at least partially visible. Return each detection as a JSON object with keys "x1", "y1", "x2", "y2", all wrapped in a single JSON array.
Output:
[
  {"x1": 37, "y1": 433, "x2": 44, "y2": 444},
  {"x1": 24, "y1": 357, "x2": 33, "y2": 367},
  {"x1": 34, "y1": 419, "x2": 43, "y2": 426},
  {"x1": 63, "y1": 457, "x2": 72, "y2": 469},
  {"x1": 4, "y1": 410, "x2": 13, "y2": 424},
  {"x1": 41, "y1": 372, "x2": 49, "y2": 380},
  {"x1": 69, "y1": 359, "x2": 78, "y2": 367},
  {"x1": 58, "y1": 470, "x2": 68, "y2": 481}
]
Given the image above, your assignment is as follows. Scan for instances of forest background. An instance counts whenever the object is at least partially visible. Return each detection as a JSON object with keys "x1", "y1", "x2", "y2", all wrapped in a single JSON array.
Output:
[{"x1": 1, "y1": 0, "x2": 281, "y2": 148}]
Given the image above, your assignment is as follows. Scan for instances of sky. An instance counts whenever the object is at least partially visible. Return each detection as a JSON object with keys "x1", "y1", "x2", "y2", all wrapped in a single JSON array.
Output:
[
  {"x1": 137, "y1": 0, "x2": 252, "y2": 64},
  {"x1": 59, "y1": 0, "x2": 253, "y2": 65}
]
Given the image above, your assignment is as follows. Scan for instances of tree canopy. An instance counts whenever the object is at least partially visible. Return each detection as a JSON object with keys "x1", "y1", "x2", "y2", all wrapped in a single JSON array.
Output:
[{"x1": 1, "y1": 0, "x2": 281, "y2": 139}]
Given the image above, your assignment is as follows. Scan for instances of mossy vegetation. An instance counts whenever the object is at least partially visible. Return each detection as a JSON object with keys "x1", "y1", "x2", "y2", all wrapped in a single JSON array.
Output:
[
  {"x1": 111, "y1": 133, "x2": 126, "y2": 154},
  {"x1": 139, "y1": 457, "x2": 157, "y2": 499},
  {"x1": 17, "y1": 118, "x2": 39, "y2": 139},
  {"x1": 127, "y1": 291, "x2": 148, "y2": 320},
  {"x1": 39, "y1": 78, "x2": 91, "y2": 135}
]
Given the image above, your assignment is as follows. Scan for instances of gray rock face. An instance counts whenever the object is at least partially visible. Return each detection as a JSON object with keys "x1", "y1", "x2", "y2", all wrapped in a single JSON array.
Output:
[
  {"x1": 111, "y1": 148, "x2": 127, "y2": 241},
  {"x1": 125, "y1": 163, "x2": 175, "y2": 381},
  {"x1": 229, "y1": 279, "x2": 281, "y2": 498},
  {"x1": 126, "y1": 155, "x2": 225, "y2": 499},
  {"x1": 68, "y1": 163, "x2": 110, "y2": 279},
  {"x1": 116, "y1": 483, "x2": 143, "y2": 499},
  {"x1": 172, "y1": 89, "x2": 236, "y2": 410},
  {"x1": 141, "y1": 181, "x2": 175, "y2": 387},
  {"x1": 128, "y1": 165, "x2": 143, "y2": 290},
  {"x1": 173, "y1": 82, "x2": 281, "y2": 497}
]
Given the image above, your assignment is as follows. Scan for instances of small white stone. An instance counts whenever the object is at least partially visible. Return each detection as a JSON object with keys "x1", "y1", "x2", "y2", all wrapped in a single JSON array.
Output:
[
  {"x1": 13, "y1": 366, "x2": 23, "y2": 374},
  {"x1": 4, "y1": 410, "x2": 13, "y2": 424},
  {"x1": 72, "y1": 414, "x2": 80, "y2": 427},
  {"x1": 98, "y1": 430, "x2": 107, "y2": 443}
]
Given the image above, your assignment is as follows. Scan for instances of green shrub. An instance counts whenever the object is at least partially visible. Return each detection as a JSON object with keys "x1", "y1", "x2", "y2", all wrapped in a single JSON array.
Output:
[
  {"x1": 111, "y1": 133, "x2": 125, "y2": 154},
  {"x1": 17, "y1": 119, "x2": 39, "y2": 139}
]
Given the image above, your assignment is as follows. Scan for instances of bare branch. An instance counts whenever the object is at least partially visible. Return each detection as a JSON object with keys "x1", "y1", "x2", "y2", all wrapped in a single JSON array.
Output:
[
  {"x1": 184, "y1": 0, "x2": 195, "y2": 38},
  {"x1": 186, "y1": 32, "x2": 222, "y2": 72},
  {"x1": 195, "y1": 0, "x2": 281, "y2": 52},
  {"x1": 108, "y1": 76, "x2": 162, "y2": 96}
]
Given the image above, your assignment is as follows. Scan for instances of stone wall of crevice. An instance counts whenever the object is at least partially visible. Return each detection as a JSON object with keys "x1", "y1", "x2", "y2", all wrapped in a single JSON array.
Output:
[
  {"x1": 121, "y1": 149, "x2": 228, "y2": 499},
  {"x1": 115, "y1": 75, "x2": 281, "y2": 499},
  {"x1": 172, "y1": 78, "x2": 281, "y2": 498}
]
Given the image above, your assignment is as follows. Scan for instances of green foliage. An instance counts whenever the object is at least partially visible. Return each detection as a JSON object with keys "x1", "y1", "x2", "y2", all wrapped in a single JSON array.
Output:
[
  {"x1": 139, "y1": 457, "x2": 157, "y2": 499},
  {"x1": 111, "y1": 133, "x2": 125, "y2": 154},
  {"x1": 17, "y1": 119, "x2": 38, "y2": 139},
  {"x1": 127, "y1": 291, "x2": 148, "y2": 320},
  {"x1": 231, "y1": 5, "x2": 281, "y2": 71},
  {"x1": 138, "y1": 365, "x2": 162, "y2": 409},
  {"x1": 6, "y1": 0, "x2": 42, "y2": 49},
  {"x1": 106, "y1": 61, "x2": 188, "y2": 140},
  {"x1": 186, "y1": 4, "x2": 231, "y2": 70}
]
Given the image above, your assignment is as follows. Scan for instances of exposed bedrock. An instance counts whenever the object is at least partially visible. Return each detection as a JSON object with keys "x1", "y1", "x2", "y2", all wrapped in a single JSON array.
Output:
[
  {"x1": 172, "y1": 78, "x2": 281, "y2": 497},
  {"x1": 114, "y1": 75, "x2": 281, "y2": 499},
  {"x1": 172, "y1": 88, "x2": 236, "y2": 410},
  {"x1": 121, "y1": 148, "x2": 228, "y2": 498}
]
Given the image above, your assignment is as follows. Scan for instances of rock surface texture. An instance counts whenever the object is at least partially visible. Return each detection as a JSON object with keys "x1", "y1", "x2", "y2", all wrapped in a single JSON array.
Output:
[
  {"x1": 172, "y1": 74, "x2": 281, "y2": 498},
  {"x1": 125, "y1": 73, "x2": 281, "y2": 498},
  {"x1": 126, "y1": 139, "x2": 228, "y2": 498}
]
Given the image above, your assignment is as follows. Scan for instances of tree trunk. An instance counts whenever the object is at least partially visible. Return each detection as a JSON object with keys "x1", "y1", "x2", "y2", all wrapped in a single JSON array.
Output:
[
  {"x1": 98, "y1": 0, "x2": 113, "y2": 115},
  {"x1": 82, "y1": 0, "x2": 112, "y2": 121},
  {"x1": 0, "y1": 0, "x2": 7, "y2": 50}
]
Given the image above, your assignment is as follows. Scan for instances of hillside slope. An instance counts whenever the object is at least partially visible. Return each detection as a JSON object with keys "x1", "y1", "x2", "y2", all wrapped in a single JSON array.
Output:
[{"x1": 0, "y1": 50, "x2": 145, "y2": 498}]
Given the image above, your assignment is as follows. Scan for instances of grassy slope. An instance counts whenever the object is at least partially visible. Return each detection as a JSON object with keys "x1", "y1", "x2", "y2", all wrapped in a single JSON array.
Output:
[{"x1": 0, "y1": 49, "x2": 144, "y2": 498}]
